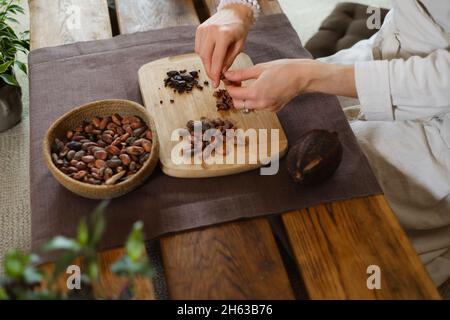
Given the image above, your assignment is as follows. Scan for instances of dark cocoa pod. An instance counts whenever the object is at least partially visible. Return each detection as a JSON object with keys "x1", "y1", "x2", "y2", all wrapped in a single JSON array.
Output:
[{"x1": 287, "y1": 129, "x2": 343, "y2": 185}]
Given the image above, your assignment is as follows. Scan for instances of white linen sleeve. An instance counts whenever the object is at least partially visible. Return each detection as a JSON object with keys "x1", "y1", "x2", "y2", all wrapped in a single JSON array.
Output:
[
  {"x1": 318, "y1": 33, "x2": 377, "y2": 65},
  {"x1": 355, "y1": 49, "x2": 450, "y2": 120}
]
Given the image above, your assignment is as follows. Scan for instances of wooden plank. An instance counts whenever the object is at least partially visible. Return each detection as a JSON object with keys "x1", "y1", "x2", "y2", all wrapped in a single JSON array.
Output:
[
  {"x1": 114, "y1": 0, "x2": 199, "y2": 34},
  {"x1": 202, "y1": 0, "x2": 282, "y2": 16},
  {"x1": 282, "y1": 195, "x2": 441, "y2": 299},
  {"x1": 161, "y1": 218, "x2": 295, "y2": 299},
  {"x1": 29, "y1": 0, "x2": 112, "y2": 50},
  {"x1": 40, "y1": 249, "x2": 155, "y2": 299},
  {"x1": 138, "y1": 53, "x2": 288, "y2": 178}
]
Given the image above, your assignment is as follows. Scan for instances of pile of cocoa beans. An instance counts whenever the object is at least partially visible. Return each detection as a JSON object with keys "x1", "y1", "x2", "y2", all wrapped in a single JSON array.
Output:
[
  {"x1": 213, "y1": 89, "x2": 235, "y2": 111},
  {"x1": 51, "y1": 114, "x2": 153, "y2": 185},
  {"x1": 183, "y1": 117, "x2": 239, "y2": 156},
  {"x1": 164, "y1": 69, "x2": 203, "y2": 94}
]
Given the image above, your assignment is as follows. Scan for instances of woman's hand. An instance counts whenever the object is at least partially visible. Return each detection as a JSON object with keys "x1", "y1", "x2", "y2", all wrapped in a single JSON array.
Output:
[
  {"x1": 225, "y1": 59, "x2": 357, "y2": 112},
  {"x1": 195, "y1": 4, "x2": 253, "y2": 88}
]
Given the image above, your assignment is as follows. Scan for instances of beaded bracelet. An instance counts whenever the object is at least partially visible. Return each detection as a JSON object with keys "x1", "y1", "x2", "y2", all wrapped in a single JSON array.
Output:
[{"x1": 217, "y1": 0, "x2": 261, "y2": 20}]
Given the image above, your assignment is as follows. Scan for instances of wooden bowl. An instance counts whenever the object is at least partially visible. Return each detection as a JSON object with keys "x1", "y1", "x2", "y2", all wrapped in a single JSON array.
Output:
[{"x1": 43, "y1": 99, "x2": 159, "y2": 199}]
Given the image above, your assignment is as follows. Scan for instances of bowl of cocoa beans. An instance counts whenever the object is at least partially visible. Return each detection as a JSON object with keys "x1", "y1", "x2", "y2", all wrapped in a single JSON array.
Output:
[{"x1": 43, "y1": 99, "x2": 159, "y2": 199}]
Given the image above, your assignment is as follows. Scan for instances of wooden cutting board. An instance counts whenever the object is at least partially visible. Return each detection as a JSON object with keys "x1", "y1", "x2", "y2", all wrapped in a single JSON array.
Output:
[{"x1": 138, "y1": 53, "x2": 288, "y2": 178}]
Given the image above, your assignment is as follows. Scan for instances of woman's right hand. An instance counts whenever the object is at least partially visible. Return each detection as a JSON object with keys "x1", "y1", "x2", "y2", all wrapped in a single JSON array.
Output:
[{"x1": 195, "y1": 4, "x2": 254, "y2": 88}]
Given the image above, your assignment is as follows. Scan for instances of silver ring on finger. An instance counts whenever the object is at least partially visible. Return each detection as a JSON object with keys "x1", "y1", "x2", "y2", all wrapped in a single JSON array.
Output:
[{"x1": 242, "y1": 100, "x2": 250, "y2": 114}]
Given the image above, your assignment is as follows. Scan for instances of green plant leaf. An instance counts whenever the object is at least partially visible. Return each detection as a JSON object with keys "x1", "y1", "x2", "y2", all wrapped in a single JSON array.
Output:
[
  {"x1": 0, "y1": 287, "x2": 8, "y2": 300},
  {"x1": 23, "y1": 266, "x2": 43, "y2": 285},
  {"x1": 125, "y1": 221, "x2": 145, "y2": 262},
  {"x1": 4, "y1": 250, "x2": 28, "y2": 279},
  {"x1": 87, "y1": 260, "x2": 99, "y2": 282},
  {"x1": 77, "y1": 219, "x2": 89, "y2": 247},
  {"x1": 43, "y1": 236, "x2": 81, "y2": 252},
  {"x1": 0, "y1": 59, "x2": 12, "y2": 73},
  {"x1": 0, "y1": 73, "x2": 18, "y2": 86},
  {"x1": 6, "y1": 16, "x2": 18, "y2": 24},
  {"x1": 89, "y1": 200, "x2": 109, "y2": 246},
  {"x1": 14, "y1": 60, "x2": 26, "y2": 74}
]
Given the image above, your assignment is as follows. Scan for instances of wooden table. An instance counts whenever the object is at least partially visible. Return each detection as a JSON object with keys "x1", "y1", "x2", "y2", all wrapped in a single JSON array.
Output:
[{"x1": 29, "y1": 0, "x2": 441, "y2": 299}]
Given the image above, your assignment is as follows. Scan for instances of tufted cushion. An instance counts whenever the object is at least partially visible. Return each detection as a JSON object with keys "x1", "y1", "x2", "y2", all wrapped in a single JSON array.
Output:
[{"x1": 305, "y1": 2, "x2": 389, "y2": 58}]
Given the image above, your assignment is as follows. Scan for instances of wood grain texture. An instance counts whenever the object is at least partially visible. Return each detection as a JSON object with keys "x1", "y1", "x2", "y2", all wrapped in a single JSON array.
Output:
[
  {"x1": 282, "y1": 195, "x2": 441, "y2": 299},
  {"x1": 115, "y1": 0, "x2": 199, "y2": 34},
  {"x1": 138, "y1": 53, "x2": 288, "y2": 178},
  {"x1": 40, "y1": 248, "x2": 155, "y2": 299},
  {"x1": 161, "y1": 218, "x2": 294, "y2": 299},
  {"x1": 29, "y1": 0, "x2": 112, "y2": 50},
  {"x1": 203, "y1": 0, "x2": 282, "y2": 16}
]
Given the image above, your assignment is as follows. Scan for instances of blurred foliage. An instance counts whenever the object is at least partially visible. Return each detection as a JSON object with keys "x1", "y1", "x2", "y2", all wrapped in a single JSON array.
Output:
[{"x1": 0, "y1": 200, "x2": 153, "y2": 300}]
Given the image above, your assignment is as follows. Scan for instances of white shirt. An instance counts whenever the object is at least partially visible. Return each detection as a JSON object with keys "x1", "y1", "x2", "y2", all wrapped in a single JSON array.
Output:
[
  {"x1": 319, "y1": 0, "x2": 450, "y2": 286},
  {"x1": 324, "y1": 0, "x2": 450, "y2": 121}
]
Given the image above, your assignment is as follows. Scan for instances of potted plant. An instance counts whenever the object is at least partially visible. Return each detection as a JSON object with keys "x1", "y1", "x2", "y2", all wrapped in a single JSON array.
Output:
[{"x1": 0, "y1": 0, "x2": 29, "y2": 132}]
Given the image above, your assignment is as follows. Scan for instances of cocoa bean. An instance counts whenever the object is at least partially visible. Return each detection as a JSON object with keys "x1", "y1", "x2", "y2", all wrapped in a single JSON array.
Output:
[
  {"x1": 67, "y1": 141, "x2": 82, "y2": 151},
  {"x1": 93, "y1": 149, "x2": 108, "y2": 160},
  {"x1": 120, "y1": 133, "x2": 130, "y2": 142},
  {"x1": 91, "y1": 172, "x2": 102, "y2": 180},
  {"x1": 126, "y1": 146, "x2": 144, "y2": 156},
  {"x1": 73, "y1": 150, "x2": 85, "y2": 161},
  {"x1": 119, "y1": 154, "x2": 131, "y2": 166},
  {"x1": 133, "y1": 127, "x2": 146, "y2": 137},
  {"x1": 116, "y1": 126, "x2": 125, "y2": 135},
  {"x1": 102, "y1": 133, "x2": 113, "y2": 144},
  {"x1": 81, "y1": 155, "x2": 95, "y2": 163},
  {"x1": 73, "y1": 171, "x2": 87, "y2": 180},
  {"x1": 97, "y1": 140, "x2": 107, "y2": 148},
  {"x1": 67, "y1": 166, "x2": 78, "y2": 173},
  {"x1": 106, "y1": 156, "x2": 122, "y2": 168},
  {"x1": 94, "y1": 159, "x2": 106, "y2": 169},
  {"x1": 82, "y1": 142, "x2": 97, "y2": 151},
  {"x1": 104, "y1": 167, "x2": 113, "y2": 180},
  {"x1": 92, "y1": 116, "x2": 101, "y2": 128},
  {"x1": 112, "y1": 113, "x2": 122, "y2": 126},
  {"x1": 51, "y1": 153, "x2": 59, "y2": 164},
  {"x1": 99, "y1": 117, "x2": 109, "y2": 130},
  {"x1": 105, "y1": 145, "x2": 121, "y2": 156},
  {"x1": 76, "y1": 162, "x2": 87, "y2": 170},
  {"x1": 111, "y1": 137, "x2": 122, "y2": 147}
]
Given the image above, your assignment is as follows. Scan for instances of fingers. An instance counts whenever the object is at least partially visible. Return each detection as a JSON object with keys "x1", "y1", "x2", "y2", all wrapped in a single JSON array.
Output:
[
  {"x1": 226, "y1": 84, "x2": 255, "y2": 101},
  {"x1": 224, "y1": 66, "x2": 260, "y2": 82},
  {"x1": 211, "y1": 39, "x2": 228, "y2": 88},
  {"x1": 198, "y1": 32, "x2": 216, "y2": 79},
  {"x1": 222, "y1": 42, "x2": 243, "y2": 74}
]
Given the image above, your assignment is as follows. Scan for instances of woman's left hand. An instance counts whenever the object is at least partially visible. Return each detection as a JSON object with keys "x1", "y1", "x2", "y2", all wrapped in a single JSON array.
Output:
[{"x1": 224, "y1": 59, "x2": 356, "y2": 112}]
